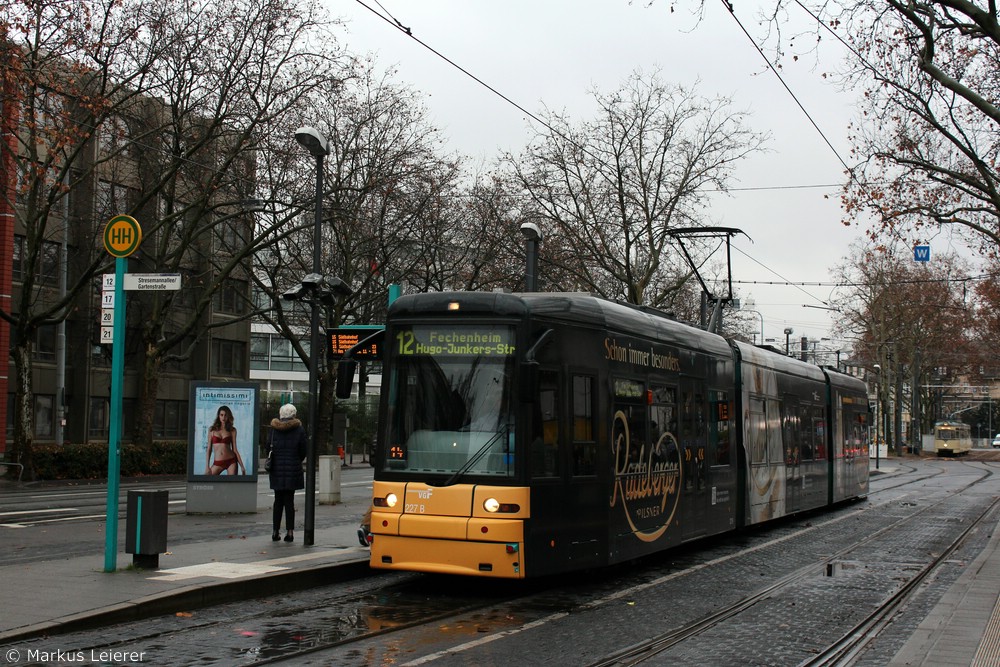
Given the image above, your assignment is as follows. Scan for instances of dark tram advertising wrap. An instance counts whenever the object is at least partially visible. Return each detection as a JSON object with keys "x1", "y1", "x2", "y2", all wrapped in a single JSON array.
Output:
[{"x1": 338, "y1": 292, "x2": 870, "y2": 579}]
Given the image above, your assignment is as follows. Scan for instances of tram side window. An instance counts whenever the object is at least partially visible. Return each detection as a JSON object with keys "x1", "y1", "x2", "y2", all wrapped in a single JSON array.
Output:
[
  {"x1": 782, "y1": 402, "x2": 799, "y2": 465},
  {"x1": 798, "y1": 406, "x2": 813, "y2": 461},
  {"x1": 571, "y1": 375, "x2": 596, "y2": 476},
  {"x1": 813, "y1": 409, "x2": 827, "y2": 459},
  {"x1": 748, "y1": 398, "x2": 767, "y2": 465},
  {"x1": 711, "y1": 390, "x2": 731, "y2": 466},
  {"x1": 650, "y1": 386, "x2": 677, "y2": 464},
  {"x1": 531, "y1": 370, "x2": 560, "y2": 478},
  {"x1": 681, "y1": 388, "x2": 707, "y2": 489}
]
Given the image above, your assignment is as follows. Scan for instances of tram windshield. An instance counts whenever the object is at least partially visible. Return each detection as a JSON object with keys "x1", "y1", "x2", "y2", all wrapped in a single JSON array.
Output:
[{"x1": 383, "y1": 324, "x2": 517, "y2": 478}]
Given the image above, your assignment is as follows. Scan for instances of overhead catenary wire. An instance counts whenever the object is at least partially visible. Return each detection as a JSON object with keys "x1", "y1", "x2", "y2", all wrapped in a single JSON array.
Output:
[{"x1": 350, "y1": 0, "x2": 852, "y2": 197}]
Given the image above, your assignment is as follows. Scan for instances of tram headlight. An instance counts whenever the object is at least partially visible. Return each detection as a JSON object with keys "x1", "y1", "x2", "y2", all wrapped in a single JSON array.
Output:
[
  {"x1": 385, "y1": 493, "x2": 398, "y2": 508},
  {"x1": 483, "y1": 498, "x2": 520, "y2": 513}
]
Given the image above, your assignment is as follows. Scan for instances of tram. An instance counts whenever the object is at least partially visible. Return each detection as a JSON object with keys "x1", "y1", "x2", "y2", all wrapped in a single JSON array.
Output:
[
  {"x1": 933, "y1": 420, "x2": 972, "y2": 456},
  {"x1": 338, "y1": 291, "x2": 870, "y2": 579}
]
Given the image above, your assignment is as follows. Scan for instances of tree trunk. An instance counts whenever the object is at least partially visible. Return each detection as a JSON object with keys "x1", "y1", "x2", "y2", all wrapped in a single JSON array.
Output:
[
  {"x1": 11, "y1": 343, "x2": 35, "y2": 481},
  {"x1": 133, "y1": 342, "x2": 162, "y2": 446},
  {"x1": 317, "y1": 365, "x2": 335, "y2": 456}
]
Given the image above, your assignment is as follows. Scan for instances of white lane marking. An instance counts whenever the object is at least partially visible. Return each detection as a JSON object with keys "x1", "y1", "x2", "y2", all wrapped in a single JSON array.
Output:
[
  {"x1": 0, "y1": 508, "x2": 77, "y2": 517},
  {"x1": 148, "y1": 549, "x2": 345, "y2": 581}
]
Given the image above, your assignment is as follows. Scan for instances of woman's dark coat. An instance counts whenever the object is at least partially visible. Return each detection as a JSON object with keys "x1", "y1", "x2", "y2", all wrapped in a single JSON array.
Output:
[{"x1": 267, "y1": 417, "x2": 307, "y2": 491}]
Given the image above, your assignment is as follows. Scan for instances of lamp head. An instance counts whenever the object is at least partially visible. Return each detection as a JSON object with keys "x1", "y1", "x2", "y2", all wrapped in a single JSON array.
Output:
[
  {"x1": 519, "y1": 222, "x2": 542, "y2": 242},
  {"x1": 281, "y1": 284, "x2": 307, "y2": 301},
  {"x1": 326, "y1": 276, "x2": 354, "y2": 298},
  {"x1": 294, "y1": 126, "x2": 329, "y2": 158},
  {"x1": 301, "y1": 273, "x2": 323, "y2": 288}
]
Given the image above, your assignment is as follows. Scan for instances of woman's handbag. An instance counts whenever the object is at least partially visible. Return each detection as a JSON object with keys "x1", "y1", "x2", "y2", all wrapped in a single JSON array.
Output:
[{"x1": 264, "y1": 432, "x2": 273, "y2": 472}]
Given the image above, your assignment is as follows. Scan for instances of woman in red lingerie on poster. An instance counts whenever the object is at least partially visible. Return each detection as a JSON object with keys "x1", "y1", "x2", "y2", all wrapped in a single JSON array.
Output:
[{"x1": 205, "y1": 405, "x2": 246, "y2": 475}]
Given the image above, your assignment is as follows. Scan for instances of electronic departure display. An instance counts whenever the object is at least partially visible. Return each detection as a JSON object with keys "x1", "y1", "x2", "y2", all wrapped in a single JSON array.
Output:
[{"x1": 328, "y1": 327, "x2": 382, "y2": 360}]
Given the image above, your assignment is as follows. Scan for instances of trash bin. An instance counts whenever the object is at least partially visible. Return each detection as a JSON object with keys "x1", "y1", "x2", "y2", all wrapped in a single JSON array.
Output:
[{"x1": 125, "y1": 489, "x2": 168, "y2": 568}]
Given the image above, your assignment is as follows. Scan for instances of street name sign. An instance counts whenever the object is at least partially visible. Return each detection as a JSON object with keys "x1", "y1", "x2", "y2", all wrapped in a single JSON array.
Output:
[{"x1": 123, "y1": 273, "x2": 182, "y2": 291}]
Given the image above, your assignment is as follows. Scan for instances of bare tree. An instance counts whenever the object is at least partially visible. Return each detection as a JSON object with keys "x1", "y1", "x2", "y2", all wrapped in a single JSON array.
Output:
[
  {"x1": 2, "y1": 0, "x2": 169, "y2": 475},
  {"x1": 506, "y1": 70, "x2": 768, "y2": 308},
  {"x1": 256, "y1": 66, "x2": 463, "y2": 452},
  {"x1": 1, "y1": 0, "x2": 347, "y2": 469},
  {"x1": 122, "y1": 0, "x2": 345, "y2": 446},
  {"x1": 749, "y1": 0, "x2": 1000, "y2": 253},
  {"x1": 831, "y1": 241, "x2": 972, "y2": 444}
]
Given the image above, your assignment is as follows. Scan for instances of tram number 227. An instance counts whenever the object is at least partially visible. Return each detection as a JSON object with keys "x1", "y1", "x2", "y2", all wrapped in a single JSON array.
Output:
[{"x1": 405, "y1": 503, "x2": 426, "y2": 513}]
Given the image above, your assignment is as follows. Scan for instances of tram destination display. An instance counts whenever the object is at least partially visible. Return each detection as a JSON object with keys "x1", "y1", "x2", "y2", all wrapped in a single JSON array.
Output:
[{"x1": 394, "y1": 325, "x2": 516, "y2": 356}]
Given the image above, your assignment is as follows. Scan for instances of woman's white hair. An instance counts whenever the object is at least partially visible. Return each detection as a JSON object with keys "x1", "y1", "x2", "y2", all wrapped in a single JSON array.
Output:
[{"x1": 279, "y1": 403, "x2": 296, "y2": 419}]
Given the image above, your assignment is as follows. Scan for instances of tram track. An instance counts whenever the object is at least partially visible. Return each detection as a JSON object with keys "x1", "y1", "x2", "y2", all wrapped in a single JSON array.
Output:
[
  {"x1": 585, "y1": 462, "x2": 997, "y2": 667},
  {"x1": 799, "y1": 493, "x2": 1000, "y2": 666}
]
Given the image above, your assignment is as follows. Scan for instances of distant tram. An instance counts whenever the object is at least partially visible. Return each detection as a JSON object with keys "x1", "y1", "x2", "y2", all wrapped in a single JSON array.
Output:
[
  {"x1": 933, "y1": 420, "x2": 972, "y2": 456},
  {"x1": 339, "y1": 292, "x2": 870, "y2": 579}
]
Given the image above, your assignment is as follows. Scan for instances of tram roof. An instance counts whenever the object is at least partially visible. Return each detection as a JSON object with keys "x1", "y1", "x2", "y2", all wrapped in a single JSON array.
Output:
[{"x1": 389, "y1": 290, "x2": 732, "y2": 354}]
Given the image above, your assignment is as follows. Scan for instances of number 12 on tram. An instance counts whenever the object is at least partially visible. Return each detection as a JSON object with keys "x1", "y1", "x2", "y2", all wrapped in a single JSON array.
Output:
[{"x1": 337, "y1": 291, "x2": 870, "y2": 578}]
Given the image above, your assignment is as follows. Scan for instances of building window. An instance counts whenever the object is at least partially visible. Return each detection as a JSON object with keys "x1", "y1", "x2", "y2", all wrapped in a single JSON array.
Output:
[
  {"x1": 250, "y1": 334, "x2": 269, "y2": 370},
  {"x1": 213, "y1": 279, "x2": 248, "y2": 315},
  {"x1": 39, "y1": 241, "x2": 60, "y2": 286},
  {"x1": 34, "y1": 324, "x2": 56, "y2": 362},
  {"x1": 89, "y1": 398, "x2": 108, "y2": 438},
  {"x1": 270, "y1": 335, "x2": 301, "y2": 371},
  {"x1": 252, "y1": 286, "x2": 272, "y2": 312},
  {"x1": 154, "y1": 400, "x2": 188, "y2": 438},
  {"x1": 215, "y1": 220, "x2": 247, "y2": 253},
  {"x1": 35, "y1": 395, "x2": 54, "y2": 438},
  {"x1": 12, "y1": 236, "x2": 23, "y2": 282},
  {"x1": 212, "y1": 339, "x2": 246, "y2": 376},
  {"x1": 250, "y1": 333, "x2": 304, "y2": 372},
  {"x1": 12, "y1": 235, "x2": 61, "y2": 286},
  {"x1": 95, "y1": 180, "x2": 132, "y2": 220}
]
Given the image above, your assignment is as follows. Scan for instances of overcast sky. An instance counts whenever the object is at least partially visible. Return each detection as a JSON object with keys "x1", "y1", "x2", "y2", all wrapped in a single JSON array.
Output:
[{"x1": 332, "y1": 0, "x2": 874, "y2": 355}]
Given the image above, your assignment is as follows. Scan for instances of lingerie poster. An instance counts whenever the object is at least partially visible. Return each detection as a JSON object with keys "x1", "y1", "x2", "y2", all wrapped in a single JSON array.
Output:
[{"x1": 187, "y1": 382, "x2": 260, "y2": 481}]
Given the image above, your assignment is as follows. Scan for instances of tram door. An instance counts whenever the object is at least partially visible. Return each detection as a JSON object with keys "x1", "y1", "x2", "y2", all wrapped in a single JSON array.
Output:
[
  {"x1": 526, "y1": 369, "x2": 605, "y2": 574},
  {"x1": 679, "y1": 378, "x2": 709, "y2": 541}
]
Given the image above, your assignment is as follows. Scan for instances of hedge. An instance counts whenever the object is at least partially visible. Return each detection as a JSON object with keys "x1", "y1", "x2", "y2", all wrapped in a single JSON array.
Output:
[{"x1": 30, "y1": 441, "x2": 187, "y2": 480}]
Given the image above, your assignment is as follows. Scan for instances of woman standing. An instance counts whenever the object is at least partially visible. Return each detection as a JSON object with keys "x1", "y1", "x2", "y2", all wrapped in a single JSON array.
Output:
[
  {"x1": 205, "y1": 406, "x2": 246, "y2": 476},
  {"x1": 267, "y1": 403, "x2": 307, "y2": 542}
]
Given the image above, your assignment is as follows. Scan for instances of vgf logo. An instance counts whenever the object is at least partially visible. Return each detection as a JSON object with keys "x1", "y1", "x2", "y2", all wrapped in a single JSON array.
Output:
[{"x1": 416, "y1": 489, "x2": 433, "y2": 500}]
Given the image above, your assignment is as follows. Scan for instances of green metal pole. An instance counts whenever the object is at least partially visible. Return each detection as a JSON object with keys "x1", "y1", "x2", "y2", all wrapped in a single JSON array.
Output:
[{"x1": 103, "y1": 257, "x2": 126, "y2": 572}]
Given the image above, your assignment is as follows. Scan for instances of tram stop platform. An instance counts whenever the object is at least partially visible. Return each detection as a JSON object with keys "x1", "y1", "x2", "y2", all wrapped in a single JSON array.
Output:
[{"x1": 0, "y1": 473, "x2": 372, "y2": 644}]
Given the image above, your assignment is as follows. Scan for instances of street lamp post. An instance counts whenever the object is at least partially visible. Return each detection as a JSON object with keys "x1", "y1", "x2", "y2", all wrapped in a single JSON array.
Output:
[
  {"x1": 784, "y1": 327, "x2": 793, "y2": 355},
  {"x1": 294, "y1": 126, "x2": 328, "y2": 547},
  {"x1": 520, "y1": 222, "x2": 542, "y2": 291},
  {"x1": 745, "y1": 309, "x2": 764, "y2": 345},
  {"x1": 872, "y1": 364, "x2": 882, "y2": 470}
]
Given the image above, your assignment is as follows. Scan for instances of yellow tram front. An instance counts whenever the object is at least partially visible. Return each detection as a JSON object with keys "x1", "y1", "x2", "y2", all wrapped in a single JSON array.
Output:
[{"x1": 367, "y1": 308, "x2": 532, "y2": 578}]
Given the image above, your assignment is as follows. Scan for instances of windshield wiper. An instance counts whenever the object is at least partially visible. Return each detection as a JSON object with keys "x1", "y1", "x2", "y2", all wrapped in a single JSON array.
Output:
[{"x1": 438, "y1": 425, "x2": 509, "y2": 487}]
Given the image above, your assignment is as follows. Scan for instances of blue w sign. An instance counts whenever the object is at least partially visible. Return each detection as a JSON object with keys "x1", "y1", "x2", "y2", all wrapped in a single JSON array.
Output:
[{"x1": 913, "y1": 245, "x2": 930, "y2": 262}]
